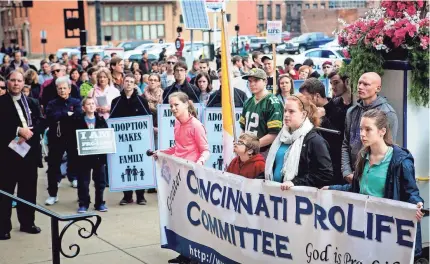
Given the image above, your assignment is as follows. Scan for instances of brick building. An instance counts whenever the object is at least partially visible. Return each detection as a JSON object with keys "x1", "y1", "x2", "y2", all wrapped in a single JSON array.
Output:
[{"x1": 0, "y1": 0, "x2": 240, "y2": 56}]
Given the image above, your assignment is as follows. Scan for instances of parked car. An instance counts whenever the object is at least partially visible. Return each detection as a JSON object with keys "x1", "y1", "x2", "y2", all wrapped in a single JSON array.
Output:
[
  {"x1": 117, "y1": 40, "x2": 153, "y2": 51},
  {"x1": 125, "y1": 51, "x2": 158, "y2": 63},
  {"x1": 249, "y1": 37, "x2": 268, "y2": 52},
  {"x1": 294, "y1": 47, "x2": 347, "y2": 74},
  {"x1": 56, "y1": 46, "x2": 107, "y2": 60},
  {"x1": 284, "y1": 32, "x2": 334, "y2": 54},
  {"x1": 319, "y1": 38, "x2": 341, "y2": 48}
]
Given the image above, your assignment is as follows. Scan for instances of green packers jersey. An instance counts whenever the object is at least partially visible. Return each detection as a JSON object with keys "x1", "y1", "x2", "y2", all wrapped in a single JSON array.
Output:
[{"x1": 239, "y1": 93, "x2": 283, "y2": 139}]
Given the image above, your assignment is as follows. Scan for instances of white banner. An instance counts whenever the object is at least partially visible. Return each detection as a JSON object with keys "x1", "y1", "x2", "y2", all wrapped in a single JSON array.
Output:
[
  {"x1": 156, "y1": 154, "x2": 417, "y2": 264},
  {"x1": 267, "y1": 21, "x2": 282, "y2": 44}
]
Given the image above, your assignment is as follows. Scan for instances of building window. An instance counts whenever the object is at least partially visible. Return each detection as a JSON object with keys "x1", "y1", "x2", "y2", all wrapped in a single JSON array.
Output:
[
  {"x1": 119, "y1": 6, "x2": 127, "y2": 22},
  {"x1": 113, "y1": 26, "x2": 120, "y2": 40},
  {"x1": 258, "y1": 23, "x2": 264, "y2": 32},
  {"x1": 286, "y1": 23, "x2": 291, "y2": 31},
  {"x1": 321, "y1": 3, "x2": 325, "y2": 9},
  {"x1": 267, "y1": 5, "x2": 272, "y2": 20},
  {"x1": 112, "y1": 7, "x2": 119, "y2": 21},
  {"x1": 128, "y1": 26, "x2": 135, "y2": 39},
  {"x1": 128, "y1": 7, "x2": 134, "y2": 20},
  {"x1": 258, "y1": 5, "x2": 264, "y2": 20},
  {"x1": 135, "y1": 6, "x2": 142, "y2": 21},
  {"x1": 297, "y1": 4, "x2": 302, "y2": 9},
  {"x1": 142, "y1": 6, "x2": 149, "y2": 21},
  {"x1": 120, "y1": 25, "x2": 127, "y2": 40},
  {"x1": 150, "y1": 25, "x2": 157, "y2": 39},
  {"x1": 287, "y1": 4, "x2": 291, "y2": 18},
  {"x1": 143, "y1": 25, "x2": 150, "y2": 39},
  {"x1": 156, "y1": 6, "x2": 164, "y2": 21},
  {"x1": 275, "y1": 4, "x2": 281, "y2": 20},
  {"x1": 103, "y1": 6, "x2": 111, "y2": 21},
  {"x1": 136, "y1": 25, "x2": 143, "y2": 39},
  {"x1": 149, "y1": 6, "x2": 156, "y2": 21},
  {"x1": 305, "y1": 4, "x2": 310, "y2": 9},
  {"x1": 157, "y1": 25, "x2": 165, "y2": 37},
  {"x1": 313, "y1": 3, "x2": 318, "y2": 9},
  {"x1": 102, "y1": 26, "x2": 112, "y2": 39}
]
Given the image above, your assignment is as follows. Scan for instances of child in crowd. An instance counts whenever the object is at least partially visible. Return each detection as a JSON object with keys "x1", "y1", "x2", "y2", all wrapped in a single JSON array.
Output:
[
  {"x1": 69, "y1": 97, "x2": 108, "y2": 213},
  {"x1": 227, "y1": 133, "x2": 265, "y2": 179}
]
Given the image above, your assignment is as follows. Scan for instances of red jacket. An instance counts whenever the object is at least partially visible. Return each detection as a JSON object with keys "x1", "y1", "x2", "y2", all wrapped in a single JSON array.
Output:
[{"x1": 226, "y1": 154, "x2": 266, "y2": 179}]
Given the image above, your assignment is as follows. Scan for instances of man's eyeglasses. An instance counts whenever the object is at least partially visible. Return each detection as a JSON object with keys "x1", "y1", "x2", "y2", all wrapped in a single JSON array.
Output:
[
  {"x1": 0, "y1": 86, "x2": 6, "y2": 90},
  {"x1": 167, "y1": 61, "x2": 176, "y2": 65},
  {"x1": 51, "y1": 69, "x2": 61, "y2": 74}
]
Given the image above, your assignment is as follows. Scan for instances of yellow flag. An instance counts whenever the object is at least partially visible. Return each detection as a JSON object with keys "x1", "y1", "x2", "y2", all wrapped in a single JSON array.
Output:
[{"x1": 220, "y1": 11, "x2": 235, "y2": 167}]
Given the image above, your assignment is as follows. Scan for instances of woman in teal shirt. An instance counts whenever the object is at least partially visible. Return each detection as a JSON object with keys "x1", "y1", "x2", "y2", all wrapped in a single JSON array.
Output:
[{"x1": 324, "y1": 109, "x2": 424, "y2": 257}]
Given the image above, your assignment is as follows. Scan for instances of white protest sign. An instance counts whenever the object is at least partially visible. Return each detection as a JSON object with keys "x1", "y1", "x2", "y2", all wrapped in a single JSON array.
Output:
[
  {"x1": 76, "y1": 128, "x2": 116, "y2": 156},
  {"x1": 107, "y1": 116, "x2": 156, "y2": 192},
  {"x1": 206, "y1": 0, "x2": 225, "y2": 12},
  {"x1": 156, "y1": 153, "x2": 417, "y2": 264},
  {"x1": 266, "y1": 21, "x2": 282, "y2": 44},
  {"x1": 157, "y1": 104, "x2": 204, "y2": 151},
  {"x1": 202, "y1": 107, "x2": 242, "y2": 170}
]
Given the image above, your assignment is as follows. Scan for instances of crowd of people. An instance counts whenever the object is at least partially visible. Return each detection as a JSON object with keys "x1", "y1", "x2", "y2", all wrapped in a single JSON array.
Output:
[{"x1": 0, "y1": 47, "x2": 424, "y2": 264}]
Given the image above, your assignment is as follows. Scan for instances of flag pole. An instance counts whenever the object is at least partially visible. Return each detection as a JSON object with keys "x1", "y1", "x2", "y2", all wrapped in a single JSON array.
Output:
[{"x1": 221, "y1": 9, "x2": 238, "y2": 142}]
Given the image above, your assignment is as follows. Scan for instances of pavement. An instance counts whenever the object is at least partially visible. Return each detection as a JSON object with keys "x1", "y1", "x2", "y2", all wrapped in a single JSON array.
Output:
[{"x1": 0, "y1": 167, "x2": 177, "y2": 264}]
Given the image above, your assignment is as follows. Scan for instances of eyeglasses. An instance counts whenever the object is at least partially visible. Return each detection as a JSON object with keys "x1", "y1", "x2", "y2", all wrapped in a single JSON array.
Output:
[
  {"x1": 167, "y1": 61, "x2": 176, "y2": 65},
  {"x1": 174, "y1": 69, "x2": 185, "y2": 73},
  {"x1": 235, "y1": 140, "x2": 249, "y2": 148},
  {"x1": 0, "y1": 86, "x2": 6, "y2": 90},
  {"x1": 323, "y1": 66, "x2": 332, "y2": 69},
  {"x1": 51, "y1": 69, "x2": 61, "y2": 74}
]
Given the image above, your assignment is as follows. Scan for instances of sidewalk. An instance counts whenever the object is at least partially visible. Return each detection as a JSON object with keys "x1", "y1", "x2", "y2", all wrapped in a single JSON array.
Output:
[{"x1": 0, "y1": 167, "x2": 177, "y2": 264}]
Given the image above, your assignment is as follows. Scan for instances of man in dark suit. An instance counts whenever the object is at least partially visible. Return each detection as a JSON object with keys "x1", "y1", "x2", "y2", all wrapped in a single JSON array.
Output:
[
  {"x1": 139, "y1": 51, "x2": 150, "y2": 75},
  {"x1": 0, "y1": 71, "x2": 44, "y2": 240}
]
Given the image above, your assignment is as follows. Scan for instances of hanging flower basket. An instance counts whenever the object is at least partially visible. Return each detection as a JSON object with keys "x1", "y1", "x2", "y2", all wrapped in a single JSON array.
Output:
[{"x1": 337, "y1": 0, "x2": 429, "y2": 107}]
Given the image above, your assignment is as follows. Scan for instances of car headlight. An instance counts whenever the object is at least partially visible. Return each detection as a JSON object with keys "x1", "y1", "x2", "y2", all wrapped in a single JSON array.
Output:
[{"x1": 292, "y1": 43, "x2": 299, "y2": 47}]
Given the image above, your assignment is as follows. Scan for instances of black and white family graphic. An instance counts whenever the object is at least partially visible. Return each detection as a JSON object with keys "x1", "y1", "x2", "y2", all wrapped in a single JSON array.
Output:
[
  {"x1": 121, "y1": 165, "x2": 145, "y2": 182},
  {"x1": 212, "y1": 155, "x2": 224, "y2": 170}
]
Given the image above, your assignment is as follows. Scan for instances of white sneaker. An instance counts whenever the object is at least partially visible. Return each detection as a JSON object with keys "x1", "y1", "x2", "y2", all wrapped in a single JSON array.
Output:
[
  {"x1": 71, "y1": 180, "x2": 78, "y2": 188},
  {"x1": 45, "y1": 196, "x2": 58, "y2": 205},
  {"x1": 57, "y1": 182, "x2": 61, "y2": 188}
]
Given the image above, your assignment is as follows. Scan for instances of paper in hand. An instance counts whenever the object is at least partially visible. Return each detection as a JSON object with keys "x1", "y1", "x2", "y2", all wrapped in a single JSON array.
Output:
[
  {"x1": 8, "y1": 138, "x2": 31, "y2": 158},
  {"x1": 96, "y1": 95, "x2": 108, "y2": 107}
]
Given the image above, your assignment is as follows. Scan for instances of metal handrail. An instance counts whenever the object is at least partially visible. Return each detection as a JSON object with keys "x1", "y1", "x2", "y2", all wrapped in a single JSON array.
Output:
[{"x1": 0, "y1": 190, "x2": 102, "y2": 264}]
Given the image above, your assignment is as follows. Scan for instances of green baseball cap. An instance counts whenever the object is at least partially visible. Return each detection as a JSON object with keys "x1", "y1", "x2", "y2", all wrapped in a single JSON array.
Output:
[{"x1": 242, "y1": 68, "x2": 267, "y2": 81}]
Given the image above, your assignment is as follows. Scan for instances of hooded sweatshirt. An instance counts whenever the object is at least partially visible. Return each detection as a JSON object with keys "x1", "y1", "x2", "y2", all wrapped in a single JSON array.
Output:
[
  {"x1": 226, "y1": 154, "x2": 266, "y2": 179},
  {"x1": 161, "y1": 115, "x2": 210, "y2": 164},
  {"x1": 341, "y1": 96, "x2": 398, "y2": 178}
]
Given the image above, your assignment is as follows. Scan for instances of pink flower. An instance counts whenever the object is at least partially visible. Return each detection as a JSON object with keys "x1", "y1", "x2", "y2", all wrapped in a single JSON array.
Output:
[
  {"x1": 417, "y1": 0, "x2": 424, "y2": 8},
  {"x1": 406, "y1": 5, "x2": 416, "y2": 16},
  {"x1": 420, "y1": 35, "x2": 429, "y2": 49}
]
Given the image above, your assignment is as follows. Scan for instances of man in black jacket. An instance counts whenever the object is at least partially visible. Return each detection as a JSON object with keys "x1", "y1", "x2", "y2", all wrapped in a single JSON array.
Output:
[
  {"x1": 162, "y1": 61, "x2": 200, "y2": 104},
  {"x1": 303, "y1": 59, "x2": 320, "y2": 79},
  {"x1": 299, "y1": 78, "x2": 351, "y2": 184},
  {"x1": 110, "y1": 74, "x2": 151, "y2": 205},
  {"x1": 0, "y1": 71, "x2": 44, "y2": 240}
]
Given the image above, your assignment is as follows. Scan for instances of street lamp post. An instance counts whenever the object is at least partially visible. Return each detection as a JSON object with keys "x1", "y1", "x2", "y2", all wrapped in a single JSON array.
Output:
[{"x1": 235, "y1": 24, "x2": 240, "y2": 55}]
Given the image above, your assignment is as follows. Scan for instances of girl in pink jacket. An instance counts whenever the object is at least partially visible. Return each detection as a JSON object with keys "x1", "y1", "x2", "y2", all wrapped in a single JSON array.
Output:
[{"x1": 159, "y1": 92, "x2": 210, "y2": 165}]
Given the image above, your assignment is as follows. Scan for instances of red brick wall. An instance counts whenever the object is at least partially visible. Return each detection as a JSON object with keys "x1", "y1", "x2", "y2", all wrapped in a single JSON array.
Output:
[
  {"x1": 237, "y1": 1, "x2": 257, "y2": 36},
  {"x1": 27, "y1": 1, "x2": 89, "y2": 55}
]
